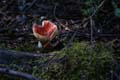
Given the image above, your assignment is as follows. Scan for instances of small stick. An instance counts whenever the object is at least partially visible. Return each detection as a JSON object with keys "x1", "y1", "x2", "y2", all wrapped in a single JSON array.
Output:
[{"x1": 0, "y1": 67, "x2": 41, "y2": 80}]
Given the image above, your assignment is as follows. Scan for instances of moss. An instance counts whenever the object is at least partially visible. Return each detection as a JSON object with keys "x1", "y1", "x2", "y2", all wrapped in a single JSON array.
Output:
[
  {"x1": 0, "y1": 42, "x2": 115, "y2": 80},
  {"x1": 40, "y1": 42, "x2": 115, "y2": 80},
  {"x1": 0, "y1": 43, "x2": 6, "y2": 48},
  {"x1": 14, "y1": 42, "x2": 35, "y2": 52}
]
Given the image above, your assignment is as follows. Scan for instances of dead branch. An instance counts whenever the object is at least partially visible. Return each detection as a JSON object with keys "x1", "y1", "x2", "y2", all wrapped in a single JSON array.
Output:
[
  {"x1": 0, "y1": 49, "x2": 54, "y2": 64},
  {"x1": 60, "y1": 31, "x2": 120, "y2": 39},
  {"x1": 0, "y1": 67, "x2": 41, "y2": 80}
]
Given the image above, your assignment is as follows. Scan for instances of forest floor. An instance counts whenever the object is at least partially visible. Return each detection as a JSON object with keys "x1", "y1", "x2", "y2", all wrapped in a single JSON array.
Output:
[{"x1": 0, "y1": 0, "x2": 120, "y2": 80}]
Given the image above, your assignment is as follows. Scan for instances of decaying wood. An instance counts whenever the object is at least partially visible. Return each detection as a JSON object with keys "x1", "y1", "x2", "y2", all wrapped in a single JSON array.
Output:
[
  {"x1": 0, "y1": 67, "x2": 41, "y2": 80},
  {"x1": 0, "y1": 49, "x2": 54, "y2": 64},
  {"x1": 60, "y1": 30, "x2": 120, "y2": 38}
]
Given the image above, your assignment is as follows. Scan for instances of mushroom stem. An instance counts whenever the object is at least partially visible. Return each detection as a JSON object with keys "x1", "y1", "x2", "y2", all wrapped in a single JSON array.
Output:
[{"x1": 38, "y1": 41, "x2": 42, "y2": 48}]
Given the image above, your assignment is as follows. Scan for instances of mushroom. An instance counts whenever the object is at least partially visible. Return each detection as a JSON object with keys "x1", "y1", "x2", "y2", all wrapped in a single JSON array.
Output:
[{"x1": 32, "y1": 20, "x2": 58, "y2": 48}]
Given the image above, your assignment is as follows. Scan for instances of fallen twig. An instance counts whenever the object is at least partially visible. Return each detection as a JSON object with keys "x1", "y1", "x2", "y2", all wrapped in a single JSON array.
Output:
[
  {"x1": 0, "y1": 48, "x2": 54, "y2": 64},
  {"x1": 0, "y1": 67, "x2": 41, "y2": 80},
  {"x1": 71, "y1": 0, "x2": 107, "y2": 25}
]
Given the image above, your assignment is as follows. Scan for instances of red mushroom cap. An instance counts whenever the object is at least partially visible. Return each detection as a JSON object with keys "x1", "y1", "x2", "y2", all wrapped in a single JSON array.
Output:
[{"x1": 33, "y1": 20, "x2": 58, "y2": 43}]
